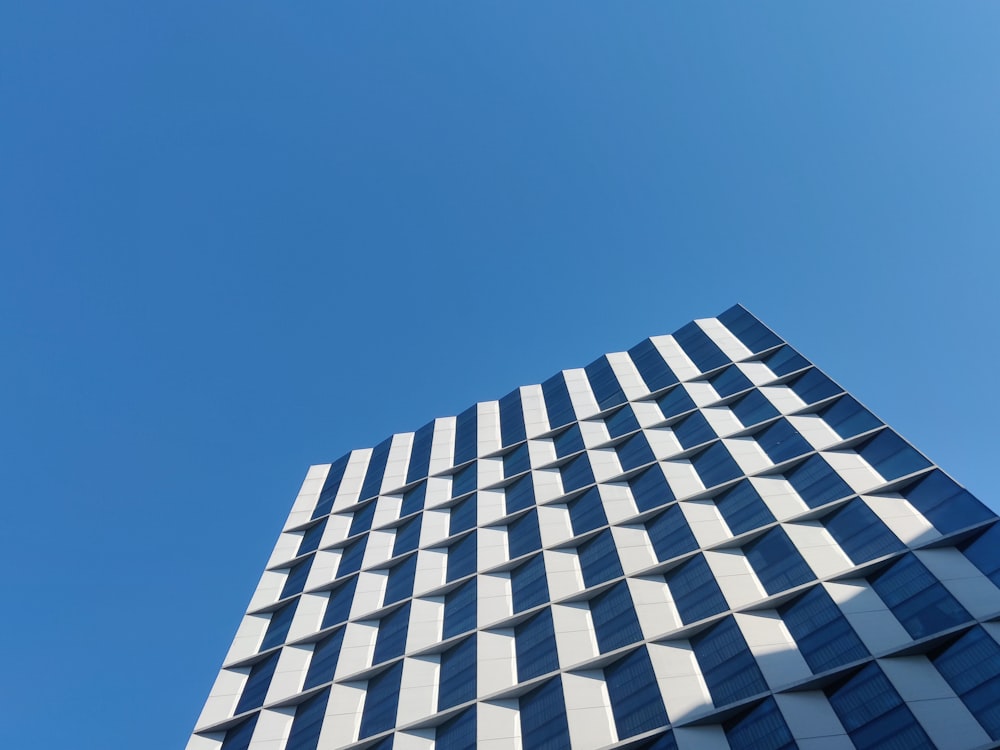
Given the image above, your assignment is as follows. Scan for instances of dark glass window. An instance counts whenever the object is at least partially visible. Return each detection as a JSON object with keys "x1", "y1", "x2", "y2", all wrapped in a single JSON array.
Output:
[
  {"x1": 515, "y1": 608, "x2": 560, "y2": 681},
  {"x1": 718, "y1": 305, "x2": 783, "y2": 354},
  {"x1": 754, "y1": 419, "x2": 812, "y2": 464},
  {"x1": 438, "y1": 635, "x2": 476, "y2": 710},
  {"x1": 220, "y1": 714, "x2": 259, "y2": 750},
  {"x1": 348, "y1": 499, "x2": 377, "y2": 538},
  {"x1": 606, "y1": 405, "x2": 640, "y2": 438},
  {"x1": 507, "y1": 509, "x2": 542, "y2": 560},
  {"x1": 449, "y1": 495, "x2": 477, "y2": 536},
  {"x1": 542, "y1": 373, "x2": 576, "y2": 430},
  {"x1": 406, "y1": 420, "x2": 435, "y2": 485},
  {"x1": 436, "y1": 708, "x2": 476, "y2": 750},
  {"x1": 358, "y1": 662, "x2": 403, "y2": 738},
  {"x1": 628, "y1": 732, "x2": 678, "y2": 750},
  {"x1": 519, "y1": 678, "x2": 571, "y2": 750},
  {"x1": 824, "y1": 499, "x2": 904, "y2": 564},
  {"x1": 616, "y1": 433, "x2": 655, "y2": 471},
  {"x1": 359, "y1": 438, "x2": 392, "y2": 502},
  {"x1": 826, "y1": 663, "x2": 933, "y2": 750},
  {"x1": 605, "y1": 648, "x2": 669, "y2": 738},
  {"x1": 568, "y1": 487, "x2": 608, "y2": 536},
  {"x1": 447, "y1": 532, "x2": 477, "y2": 582},
  {"x1": 322, "y1": 575, "x2": 358, "y2": 629},
  {"x1": 505, "y1": 474, "x2": 536, "y2": 514},
  {"x1": 590, "y1": 582, "x2": 643, "y2": 652},
  {"x1": 961, "y1": 523, "x2": 1000, "y2": 587},
  {"x1": 673, "y1": 411, "x2": 716, "y2": 449},
  {"x1": 869, "y1": 554, "x2": 970, "y2": 639},
  {"x1": 723, "y1": 698, "x2": 795, "y2": 750},
  {"x1": 313, "y1": 455, "x2": 350, "y2": 520},
  {"x1": 553, "y1": 424, "x2": 585, "y2": 458},
  {"x1": 744, "y1": 528, "x2": 815, "y2": 595},
  {"x1": 384, "y1": 554, "x2": 417, "y2": 605},
  {"x1": 787, "y1": 368, "x2": 841, "y2": 404},
  {"x1": 373, "y1": 602, "x2": 411, "y2": 665},
  {"x1": 304, "y1": 627, "x2": 345, "y2": 690},
  {"x1": 393, "y1": 514, "x2": 422, "y2": 557},
  {"x1": 691, "y1": 617, "x2": 768, "y2": 707},
  {"x1": 730, "y1": 390, "x2": 779, "y2": 428},
  {"x1": 400, "y1": 481, "x2": 427, "y2": 517},
  {"x1": 646, "y1": 504, "x2": 698, "y2": 562},
  {"x1": 763, "y1": 345, "x2": 809, "y2": 377},
  {"x1": 709, "y1": 366, "x2": 753, "y2": 399},
  {"x1": 499, "y1": 387, "x2": 527, "y2": 448},
  {"x1": 779, "y1": 586, "x2": 868, "y2": 674},
  {"x1": 899, "y1": 470, "x2": 994, "y2": 534},
  {"x1": 511, "y1": 554, "x2": 549, "y2": 613},
  {"x1": 578, "y1": 529, "x2": 624, "y2": 588},
  {"x1": 585, "y1": 355, "x2": 627, "y2": 410},
  {"x1": 629, "y1": 466, "x2": 675, "y2": 513},
  {"x1": 285, "y1": 687, "x2": 330, "y2": 750},
  {"x1": 454, "y1": 405, "x2": 478, "y2": 466},
  {"x1": 297, "y1": 519, "x2": 327, "y2": 557},
  {"x1": 674, "y1": 321, "x2": 729, "y2": 373},
  {"x1": 656, "y1": 386, "x2": 696, "y2": 420},
  {"x1": 281, "y1": 555, "x2": 314, "y2": 600},
  {"x1": 785, "y1": 455, "x2": 852, "y2": 508},
  {"x1": 260, "y1": 599, "x2": 298, "y2": 651},
  {"x1": 666, "y1": 554, "x2": 728, "y2": 624},
  {"x1": 856, "y1": 430, "x2": 931, "y2": 481},
  {"x1": 443, "y1": 578, "x2": 477, "y2": 639},
  {"x1": 451, "y1": 462, "x2": 477, "y2": 499},
  {"x1": 628, "y1": 338, "x2": 678, "y2": 392},
  {"x1": 818, "y1": 395, "x2": 881, "y2": 440},
  {"x1": 931, "y1": 626, "x2": 1000, "y2": 740},
  {"x1": 714, "y1": 480, "x2": 774, "y2": 536},
  {"x1": 337, "y1": 536, "x2": 368, "y2": 578},
  {"x1": 691, "y1": 442, "x2": 742, "y2": 488},
  {"x1": 235, "y1": 651, "x2": 281, "y2": 714},
  {"x1": 560, "y1": 454, "x2": 595, "y2": 493},
  {"x1": 503, "y1": 443, "x2": 531, "y2": 478}
]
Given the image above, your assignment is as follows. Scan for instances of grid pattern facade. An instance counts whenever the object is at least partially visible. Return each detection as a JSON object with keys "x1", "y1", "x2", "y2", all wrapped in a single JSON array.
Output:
[{"x1": 190, "y1": 305, "x2": 1000, "y2": 750}]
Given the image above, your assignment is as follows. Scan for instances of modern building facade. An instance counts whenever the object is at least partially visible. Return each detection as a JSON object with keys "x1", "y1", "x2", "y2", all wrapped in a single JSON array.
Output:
[{"x1": 189, "y1": 305, "x2": 1000, "y2": 750}]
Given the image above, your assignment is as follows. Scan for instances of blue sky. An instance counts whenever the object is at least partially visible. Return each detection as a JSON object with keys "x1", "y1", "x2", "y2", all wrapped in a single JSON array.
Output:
[{"x1": 2, "y1": 3, "x2": 998, "y2": 748}]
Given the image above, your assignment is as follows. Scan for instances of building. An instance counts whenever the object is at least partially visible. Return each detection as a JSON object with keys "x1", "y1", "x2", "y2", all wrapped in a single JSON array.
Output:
[{"x1": 189, "y1": 305, "x2": 1000, "y2": 750}]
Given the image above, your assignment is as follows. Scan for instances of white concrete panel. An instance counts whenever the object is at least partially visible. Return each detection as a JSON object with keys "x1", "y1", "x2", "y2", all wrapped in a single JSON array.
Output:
[
  {"x1": 650, "y1": 335, "x2": 700, "y2": 382},
  {"x1": 418, "y1": 510, "x2": 450, "y2": 548},
  {"x1": 520, "y1": 384, "x2": 549, "y2": 439},
  {"x1": 478, "y1": 573, "x2": 513, "y2": 628},
  {"x1": 685, "y1": 381, "x2": 719, "y2": 408},
  {"x1": 334, "y1": 622, "x2": 378, "y2": 679},
  {"x1": 372, "y1": 496, "x2": 402, "y2": 531},
  {"x1": 563, "y1": 671, "x2": 617, "y2": 749},
  {"x1": 284, "y1": 464, "x2": 331, "y2": 530},
  {"x1": 286, "y1": 593, "x2": 328, "y2": 642},
  {"x1": 532, "y1": 469, "x2": 565, "y2": 504},
  {"x1": 759, "y1": 384, "x2": 806, "y2": 415},
  {"x1": 332, "y1": 450, "x2": 370, "y2": 512},
  {"x1": 787, "y1": 414, "x2": 842, "y2": 451},
  {"x1": 781, "y1": 522, "x2": 854, "y2": 579},
  {"x1": 702, "y1": 407, "x2": 744, "y2": 438},
  {"x1": 543, "y1": 549, "x2": 585, "y2": 600},
  {"x1": 249, "y1": 707, "x2": 294, "y2": 750},
  {"x1": 317, "y1": 681, "x2": 365, "y2": 749},
  {"x1": 394, "y1": 730, "x2": 435, "y2": 750},
  {"x1": 672, "y1": 726, "x2": 730, "y2": 750},
  {"x1": 223, "y1": 614, "x2": 269, "y2": 666},
  {"x1": 737, "y1": 361, "x2": 778, "y2": 386},
  {"x1": 660, "y1": 460, "x2": 704, "y2": 500},
  {"x1": 478, "y1": 629, "x2": 516, "y2": 696},
  {"x1": 479, "y1": 699, "x2": 521, "y2": 750},
  {"x1": 479, "y1": 526, "x2": 509, "y2": 570},
  {"x1": 381, "y1": 432, "x2": 413, "y2": 495},
  {"x1": 598, "y1": 482, "x2": 638, "y2": 525},
  {"x1": 628, "y1": 576, "x2": 681, "y2": 638},
  {"x1": 734, "y1": 611, "x2": 811, "y2": 689},
  {"x1": 824, "y1": 580, "x2": 912, "y2": 654},
  {"x1": 821, "y1": 451, "x2": 884, "y2": 494},
  {"x1": 644, "y1": 427, "x2": 683, "y2": 460},
  {"x1": 186, "y1": 733, "x2": 223, "y2": 750},
  {"x1": 527, "y1": 439, "x2": 557, "y2": 468},
  {"x1": 579, "y1": 420, "x2": 611, "y2": 449},
  {"x1": 633, "y1": 401, "x2": 668, "y2": 429},
  {"x1": 479, "y1": 457, "x2": 504, "y2": 491},
  {"x1": 552, "y1": 603, "x2": 599, "y2": 668},
  {"x1": 479, "y1": 401, "x2": 502, "y2": 456},
  {"x1": 698, "y1": 317, "x2": 753, "y2": 362},
  {"x1": 565, "y1": 368, "x2": 601, "y2": 420},
  {"x1": 647, "y1": 642, "x2": 713, "y2": 721},
  {"x1": 266, "y1": 532, "x2": 306, "y2": 570},
  {"x1": 722, "y1": 436, "x2": 772, "y2": 476},
  {"x1": 411, "y1": 550, "x2": 447, "y2": 597},
  {"x1": 349, "y1": 571, "x2": 387, "y2": 619},
  {"x1": 679, "y1": 499, "x2": 731, "y2": 548},
  {"x1": 263, "y1": 645, "x2": 312, "y2": 704},
  {"x1": 704, "y1": 549, "x2": 768, "y2": 609},
  {"x1": 406, "y1": 597, "x2": 444, "y2": 653},
  {"x1": 915, "y1": 547, "x2": 1000, "y2": 618},
  {"x1": 427, "y1": 417, "x2": 456, "y2": 476},
  {"x1": 361, "y1": 530, "x2": 394, "y2": 570},
  {"x1": 537, "y1": 504, "x2": 574, "y2": 547},
  {"x1": 588, "y1": 448, "x2": 622, "y2": 483},
  {"x1": 862, "y1": 494, "x2": 939, "y2": 547},
  {"x1": 319, "y1": 514, "x2": 352, "y2": 550},
  {"x1": 478, "y1": 489, "x2": 506, "y2": 526},
  {"x1": 424, "y1": 477, "x2": 453, "y2": 509},
  {"x1": 752, "y1": 475, "x2": 808, "y2": 521},
  {"x1": 248, "y1": 570, "x2": 287, "y2": 612},
  {"x1": 610, "y1": 525, "x2": 657, "y2": 575},
  {"x1": 303, "y1": 550, "x2": 342, "y2": 592},
  {"x1": 194, "y1": 667, "x2": 248, "y2": 730},
  {"x1": 607, "y1": 351, "x2": 649, "y2": 400},
  {"x1": 773, "y1": 692, "x2": 849, "y2": 744},
  {"x1": 396, "y1": 655, "x2": 440, "y2": 725}
]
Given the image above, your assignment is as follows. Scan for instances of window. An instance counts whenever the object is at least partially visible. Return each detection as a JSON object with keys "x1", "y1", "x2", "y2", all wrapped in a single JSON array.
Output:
[
  {"x1": 503, "y1": 443, "x2": 531, "y2": 478},
  {"x1": 313, "y1": 455, "x2": 350, "y2": 520},
  {"x1": 560, "y1": 453, "x2": 595, "y2": 493},
  {"x1": 553, "y1": 424, "x2": 585, "y2": 458},
  {"x1": 762, "y1": 345, "x2": 809, "y2": 377},
  {"x1": 730, "y1": 390, "x2": 779, "y2": 429},
  {"x1": 406, "y1": 419, "x2": 435, "y2": 484},
  {"x1": 499, "y1": 388, "x2": 526, "y2": 447},
  {"x1": 260, "y1": 599, "x2": 298, "y2": 651},
  {"x1": 519, "y1": 678, "x2": 571, "y2": 750},
  {"x1": 818, "y1": 395, "x2": 881, "y2": 440},
  {"x1": 646, "y1": 504, "x2": 698, "y2": 562},
  {"x1": 656, "y1": 386, "x2": 696, "y2": 420},
  {"x1": 297, "y1": 519, "x2": 327, "y2": 557},
  {"x1": 436, "y1": 707, "x2": 476, "y2": 750},
  {"x1": 451, "y1": 462, "x2": 477, "y2": 499},
  {"x1": 869, "y1": 554, "x2": 970, "y2": 639},
  {"x1": 358, "y1": 437, "x2": 392, "y2": 502},
  {"x1": 629, "y1": 466, "x2": 675, "y2": 513},
  {"x1": 392, "y1": 514, "x2": 422, "y2": 557},
  {"x1": 754, "y1": 418, "x2": 812, "y2": 464},
  {"x1": 447, "y1": 532, "x2": 476, "y2": 582},
  {"x1": 673, "y1": 411, "x2": 716, "y2": 449},
  {"x1": 348, "y1": 499, "x2": 377, "y2": 538},
  {"x1": 585, "y1": 355, "x2": 627, "y2": 410},
  {"x1": 372, "y1": 602, "x2": 411, "y2": 664},
  {"x1": 454, "y1": 404, "x2": 478, "y2": 466},
  {"x1": 899, "y1": 470, "x2": 993, "y2": 534},
  {"x1": 605, "y1": 648, "x2": 669, "y2": 738},
  {"x1": 744, "y1": 528, "x2": 814, "y2": 595},
  {"x1": 542, "y1": 373, "x2": 576, "y2": 430},
  {"x1": 322, "y1": 575, "x2": 358, "y2": 629},
  {"x1": 303, "y1": 627, "x2": 345, "y2": 690},
  {"x1": 400, "y1": 481, "x2": 427, "y2": 517},
  {"x1": 605, "y1": 405, "x2": 640, "y2": 438},
  {"x1": 438, "y1": 636, "x2": 476, "y2": 710},
  {"x1": 779, "y1": 586, "x2": 868, "y2": 674},
  {"x1": 718, "y1": 305, "x2": 783, "y2": 354},
  {"x1": 723, "y1": 698, "x2": 795, "y2": 750},
  {"x1": 666, "y1": 554, "x2": 728, "y2": 624},
  {"x1": 384, "y1": 554, "x2": 417, "y2": 605},
  {"x1": 235, "y1": 651, "x2": 280, "y2": 713},
  {"x1": 281, "y1": 555, "x2": 314, "y2": 599},
  {"x1": 515, "y1": 608, "x2": 560, "y2": 681},
  {"x1": 785, "y1": 455, "x2": 852, "y2": 509},
  {"x1": 590, "y1": 582, "x2": 643, "y2": 652},
  {"x1": 709, "y1": 365, "x2": 753, "y2": 398},
  {"x1": 856, "y1": 430, "x2": 931, "y2": 481},
  {"x1": 931, "y1": 626, "x2": 1000, "y2": 739},
  {"x1": 568, "y1": 487, "x2": 608, "y2": 536},
  {"x1": 823, "y1": 499, "x2": 904, "y2": 564},
  {"x1": 285, "y1": 687, "x2": 330, "y2": 750},
  {"x1": 220, "y1": 714, "x2": 258, "y2": 750},
  {"x1": 358, "y1": 662, "x2": 403, "y2": 738},
  {"x1": 714, "y1": 480, "x2": 774, "y2": 536},
  {"x1": 578, "y1": 529, "x2": 624, "y2": 587},
  {"x1": 449, "y1": 494, "x2": 477, "y2": 535},
  {"x1": 505, "y1": 474, "x2": 535, "y2": 515},
  {"x1": 673, "y1": 321, "x2": 729, "y2": 373},
  {"x1": 787, "y1": 368, "x2": 841, "y2": 404},
  {"x1": 628, "y1": 338, "x2": 678, "y2": 392},
  {"x1": 443, "y1": 578, "x2": 477, "y2": 639},
  {"x1": 691, "y1": 442, "x2": 742, "y2": 488},
  {"x1": 691, "y1": 617, "x2": 768, "y2": 707},
  {"x1": 961, "y1": 523, "x2": 1000, "y2": 586},
  {"x1": 511, "y1": 554, "x2": 549, "y2": 613},
  {"x1": 616, "y1": 433, "x2": 655, "y2": 471},
  {"x1": 507, "y1": 509, "x2": 542, "y2": 560},
  {"x1": 336, "y1": 536, "x2": 368, "y2": 579}
]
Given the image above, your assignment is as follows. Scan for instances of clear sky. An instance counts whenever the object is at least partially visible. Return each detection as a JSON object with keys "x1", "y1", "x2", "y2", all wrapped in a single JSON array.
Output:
[{"x1": 2, "y1": 3, "x2": 998, "y2": 748}]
